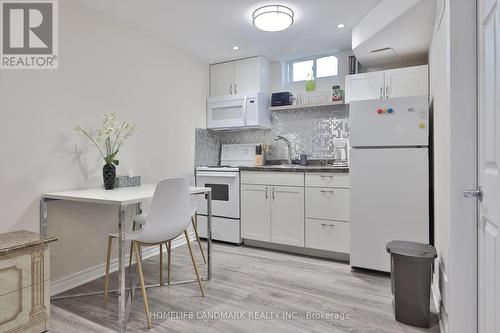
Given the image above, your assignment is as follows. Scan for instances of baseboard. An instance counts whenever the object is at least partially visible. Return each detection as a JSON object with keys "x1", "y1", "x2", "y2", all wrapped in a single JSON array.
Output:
[
  {"x1": 243, "y1": 239, "x2": 350, "y2": 262},
  {"x1": 51, "y1": 232, "x2": 195, "y2": 296},
  {"x1": 432, "y1": 259, "x2": 449, "y2": 333}
]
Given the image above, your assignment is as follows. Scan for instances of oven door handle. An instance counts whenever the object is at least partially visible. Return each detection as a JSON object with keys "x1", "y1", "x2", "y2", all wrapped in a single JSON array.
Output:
[{"x1": 196, "y1": 172, "x2": 238, "y2": 178}]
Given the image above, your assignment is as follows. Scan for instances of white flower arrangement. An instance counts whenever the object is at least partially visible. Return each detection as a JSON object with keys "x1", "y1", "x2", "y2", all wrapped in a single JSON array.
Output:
[{"x1": 76, "y1": 113, "x2": 137, "y2": 165}]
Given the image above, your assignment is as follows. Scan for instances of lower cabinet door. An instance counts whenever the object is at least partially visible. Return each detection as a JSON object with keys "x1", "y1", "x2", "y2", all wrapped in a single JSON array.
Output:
[
  {"x1": 271, "y1": 186, "x2": 305, "y2": 247},
  {"x1": 241, "y1": 184, "x2": 271, "y2": 241},
  {"x1": 306, "y1": 219, "x2": 350, "y2": 253}
]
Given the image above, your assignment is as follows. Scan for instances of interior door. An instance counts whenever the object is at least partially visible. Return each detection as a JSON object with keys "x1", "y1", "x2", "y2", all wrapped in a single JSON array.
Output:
[
  {"x1": 210, "y1": 62, "x2": 234, "y2": 97},
  {"x1": 270, "y1": 186, "x2": 305, "y2": 247},
  {"x1": 233, "y1": 57, "x2": 260, "y2": 95},
  {"x1": 345, "y1": 71, "x2": 384, "y2": 103},
  {"x1": 384, "y1": 65, "x2": 429, "y2": 98},
  {"x1": 478, "y1": 0, "x2": 500, "y2": 331}
]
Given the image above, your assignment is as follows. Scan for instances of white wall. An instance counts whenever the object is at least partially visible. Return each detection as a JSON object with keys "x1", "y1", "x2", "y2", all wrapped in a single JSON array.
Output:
[
  {"x1": 270, "y1": 49, "x2": 354, "y2": 94},
  {"x1": 0, "y1": 0, "x2": 208, "y2": 284},
  {"x1": 428, "y1": 0, "x2": 477, "y2": 332}
]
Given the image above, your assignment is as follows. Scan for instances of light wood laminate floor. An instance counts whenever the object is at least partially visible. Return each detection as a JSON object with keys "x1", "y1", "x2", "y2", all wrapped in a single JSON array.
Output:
[{"x1": 50, "y1": 242, "x2": 439, "y2": 333}]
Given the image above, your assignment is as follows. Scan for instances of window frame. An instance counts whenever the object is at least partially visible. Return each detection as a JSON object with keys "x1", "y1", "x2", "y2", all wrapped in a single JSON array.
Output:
[{"x1": 288, "y1": 54, "x2": 339, "y2": 83}]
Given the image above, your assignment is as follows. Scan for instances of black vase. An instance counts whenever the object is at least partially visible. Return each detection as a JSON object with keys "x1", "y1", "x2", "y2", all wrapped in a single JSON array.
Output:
[{"x1": 103, "y1": 163, "x2": 116, "y2": 190}]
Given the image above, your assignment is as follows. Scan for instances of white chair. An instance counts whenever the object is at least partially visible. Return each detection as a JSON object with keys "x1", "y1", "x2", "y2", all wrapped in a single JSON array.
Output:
[
  {"x1": 103, "y1": 178, "x2": 204, "y2": 329},
  {"x1": 128, "y1": 198, "x2": 206, "y2": 284}
]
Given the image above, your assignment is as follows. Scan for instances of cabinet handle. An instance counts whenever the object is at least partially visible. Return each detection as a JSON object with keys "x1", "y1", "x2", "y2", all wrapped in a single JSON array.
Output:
[
  {"x1": 321, "y1": 223, "x2": 335, "y2": 227},
  {"x1": 230, "y1": 84, "x2": 233, "y2": 95},
  {"x1": 272, "y1": 187, "x2": 275, "y2": 199},
  {"x1": 265, "y1": 187, "x2": 268, "y2": 199},
  {"x1": 320, "y1": 175, "x2": 334, "y2": 180},
  {"x1": 380, "y1": 87, "x2": 383, "y2": 99},
  {"x1": 320, "y1": 190, "x2": 335, "y2": 193},
  {"x1": 385, "y1": 86, "x2": 389, "y2": 97},
  {"x1": 234, "y1": 83, "x2": 237, "y2": 94}
]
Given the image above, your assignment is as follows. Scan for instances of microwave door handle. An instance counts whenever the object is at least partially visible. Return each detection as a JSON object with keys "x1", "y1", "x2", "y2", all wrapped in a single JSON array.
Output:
[{"x1": 242, "y1": 95, "x2": 248, "y2": 126}]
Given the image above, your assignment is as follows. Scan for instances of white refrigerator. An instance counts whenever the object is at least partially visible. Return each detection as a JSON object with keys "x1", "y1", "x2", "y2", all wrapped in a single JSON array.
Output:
[{"x1": 349, "y1": 96, "x2": 430, "y2": 272}]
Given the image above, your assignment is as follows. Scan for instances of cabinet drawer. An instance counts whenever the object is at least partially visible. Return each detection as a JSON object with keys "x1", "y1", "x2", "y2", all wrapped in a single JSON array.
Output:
[
  {"x1": 306, "y1": 188, "x2": 350, "y2": 221},
  {"x1": 306, "y1": 219, "x2": 349, "y2": 253},
  {"x1": 306, "y1": 173, "x2": 349, "y2": 188},
  {"x1": 0, "y1": 280, "x2": 49, "y2": 333},
  {"x1": 197, "y1": 215, "x2": 241, "y2": 244},
  {"x1": 241, "y1": 171, "x2": 304, "y2": 186}
]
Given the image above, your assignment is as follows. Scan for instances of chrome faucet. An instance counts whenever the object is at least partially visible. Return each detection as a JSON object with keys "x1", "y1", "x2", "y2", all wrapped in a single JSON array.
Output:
[{"x1": 274, "y1": 136, "x2": 292, "y2": 164}]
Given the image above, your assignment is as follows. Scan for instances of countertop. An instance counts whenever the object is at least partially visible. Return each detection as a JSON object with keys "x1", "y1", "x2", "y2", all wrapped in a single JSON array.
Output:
[
  {"x1": 0, "y1": 230, "x2": 57, "y2": 255},
  {"x1": 239, "y1": 165, "x2": 349, "y2": 173}
]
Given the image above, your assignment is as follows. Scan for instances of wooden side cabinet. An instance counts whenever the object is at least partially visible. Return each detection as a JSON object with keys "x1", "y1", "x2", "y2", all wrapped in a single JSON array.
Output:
[{"x1": 0, "y1": 230, "x2": 56, "y2": 333}]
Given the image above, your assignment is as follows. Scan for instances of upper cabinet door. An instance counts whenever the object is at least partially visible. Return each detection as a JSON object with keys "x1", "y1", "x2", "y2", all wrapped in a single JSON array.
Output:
[
  {"x1": 210, "y1": 62, "x2": 234, "y2": 97},
  {"x1": 233, "y1": 57, "x2": 262, "y2": 95},
  {"x1": 384, "y1": 65, "x2": 428, "y2": 98},
  {"x1": 345, "y1": 71, "x2": 385, "y2": 103}
]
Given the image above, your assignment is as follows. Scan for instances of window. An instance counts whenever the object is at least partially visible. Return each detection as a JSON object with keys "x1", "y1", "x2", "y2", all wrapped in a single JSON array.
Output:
[
  {"x1": 289, "y1": 55, "x2": 338, "y2": 82},
  {"x1": 292, "y1": 59, "x2": 313, "y2": 82}
]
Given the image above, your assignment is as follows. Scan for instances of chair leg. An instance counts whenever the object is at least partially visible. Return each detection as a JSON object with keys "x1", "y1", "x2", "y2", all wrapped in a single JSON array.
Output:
[
  {"x1": 184, "y1": 230, "x2": 205, "y2": 297},
  {"x1": 103, "y1": 236, "x2": 113, "y2": 304},
  {"x1": 159, "y1": 244, "x2": 163, "y2": 285},
  {"x1": 133, "y1": 241, "x2": 152, "y2": 329},
  {"x1": 167, "y1": 241, "x2": 172, "y2": 284},
  {"x1": 129, "y1": 221, "x2": 136, "y2": 273},
  {"x1": 191, "y1": 215, "x2": 206, "y2": 264}
]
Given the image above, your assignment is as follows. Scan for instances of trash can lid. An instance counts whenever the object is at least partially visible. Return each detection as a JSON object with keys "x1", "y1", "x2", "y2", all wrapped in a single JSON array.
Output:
[{"x1": 386, "y1": 240, "x2": 437, "y2": 259}]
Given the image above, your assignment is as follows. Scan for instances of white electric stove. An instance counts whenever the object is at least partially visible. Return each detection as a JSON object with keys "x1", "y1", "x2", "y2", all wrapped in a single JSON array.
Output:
[{"x1": 195, "y1": 143, "x2": 259, "y2": 244}]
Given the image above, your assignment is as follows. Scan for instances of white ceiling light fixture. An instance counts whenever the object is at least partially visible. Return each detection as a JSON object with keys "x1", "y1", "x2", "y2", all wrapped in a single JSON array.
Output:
[
  {"x1": 337, "y1": 23, "x2": 345, "y2": 29},
  {"x1": 252, "y1": 5, "x2": 294, "y2": 32},
  {"x1": 232, "y1": 46, "x2": 239, "y2": 50}
]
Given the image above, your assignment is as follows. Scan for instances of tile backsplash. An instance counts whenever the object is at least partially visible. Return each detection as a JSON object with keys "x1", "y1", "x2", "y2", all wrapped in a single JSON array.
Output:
[{"x1": 195, "y1": 106, "x2": 349, "y2": 166}]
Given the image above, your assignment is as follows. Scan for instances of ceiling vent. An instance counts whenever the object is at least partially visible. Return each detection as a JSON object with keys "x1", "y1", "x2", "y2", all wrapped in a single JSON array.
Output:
[{"x1": 371, "y1": 47, "x2": 397, "y2": 56}]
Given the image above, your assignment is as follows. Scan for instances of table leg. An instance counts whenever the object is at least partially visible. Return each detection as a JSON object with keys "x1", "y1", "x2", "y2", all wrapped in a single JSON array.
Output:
[
  {"x1": 207, "y1": 191, "x2": 212, "y2": 281},
  {"x1": 118, "y1": 206, "x2": 126, "y2": 333},
  {"x1": 39, "y1": 198, "x2": 48, "y2": 236},
  {"x1": 125, "y1": 203, "x2": 142, "y2": 324}
]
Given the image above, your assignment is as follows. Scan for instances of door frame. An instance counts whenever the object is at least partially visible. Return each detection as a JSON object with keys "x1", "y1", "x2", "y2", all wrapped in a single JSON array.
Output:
[
  {"x1": 432, "y1": 0, "x2": 478, "y2": 332},
  {"x1": 447, "y1": 0, "x2": 478, "y2": 332}
]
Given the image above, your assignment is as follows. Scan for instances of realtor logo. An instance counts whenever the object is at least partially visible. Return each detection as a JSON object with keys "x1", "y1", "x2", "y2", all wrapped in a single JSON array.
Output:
[{"x1": 1, "y1": 0, "x2": 58, "y2": 69}]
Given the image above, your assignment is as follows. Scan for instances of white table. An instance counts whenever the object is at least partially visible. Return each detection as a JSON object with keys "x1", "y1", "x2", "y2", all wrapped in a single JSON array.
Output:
[{"x1": 40, "y1": 184, "x2": 212, "y2": 332}]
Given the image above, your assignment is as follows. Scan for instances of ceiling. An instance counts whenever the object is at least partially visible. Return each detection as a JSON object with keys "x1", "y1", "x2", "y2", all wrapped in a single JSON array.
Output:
[
  {"x1": 352, "y1": 0, "x2": 436, "y2": 67},
  {"x1": 75, "y1": 0, "x2": 382, "y2": 64}
]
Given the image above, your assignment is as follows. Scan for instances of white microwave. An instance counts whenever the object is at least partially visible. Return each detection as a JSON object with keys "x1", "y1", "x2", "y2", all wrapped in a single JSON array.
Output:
[{"x1": 206, "y1": 93, "x2": 271, "y2": 130}]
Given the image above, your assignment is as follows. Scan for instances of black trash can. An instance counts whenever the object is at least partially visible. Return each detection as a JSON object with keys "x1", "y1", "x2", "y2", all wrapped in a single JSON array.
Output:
[{"x1": 386, "y1": 240, "x2": 437, "y2": 328}]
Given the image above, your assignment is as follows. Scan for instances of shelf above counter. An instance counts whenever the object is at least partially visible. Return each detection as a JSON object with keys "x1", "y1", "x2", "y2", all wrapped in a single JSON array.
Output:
[{"x1": 269, "y1": 101, "x2": 346, "y2": 112}]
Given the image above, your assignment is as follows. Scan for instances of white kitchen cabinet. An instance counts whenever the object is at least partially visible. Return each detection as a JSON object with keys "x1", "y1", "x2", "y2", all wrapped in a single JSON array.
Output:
[
  {"x1": 384, "y1": 65, "x2": 428, "y2": 98},
  {"x1": 304, "y1": 172, "x2": 350, "y2": 254},
  {"x1": 241, "y1": 171, "x2": 304, "y2": 186},
  {"x1": 209, "y1": 56, "x2": 270, "y2": 97},
  {"x1": 241, "y1": 184, "x2": 271, "y2": 242},
  {"x1": 271, "y1": 186, "x2": 305, "y2": 247},
  {"x1": 241, "y1": 171, "x2": 350, "y2": 256},
  {"x1": 345, "y1": 65, "x2": 428, "y2": 103},
  {"x1": 305, "y1": 172, "x2": 350, "y2": 188},
  {"x1": 210, "y1": 62, "x2": 234, "y2": 97},
  {"x1": 306, "y1": 219, "x2": 350, "y2": 253},
  {"x1": 305, "y1": 187, "x2": 350, "y2": 222},
  {"x1": 345, "y1": 71, "x2": 385, "y2": 102}
]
